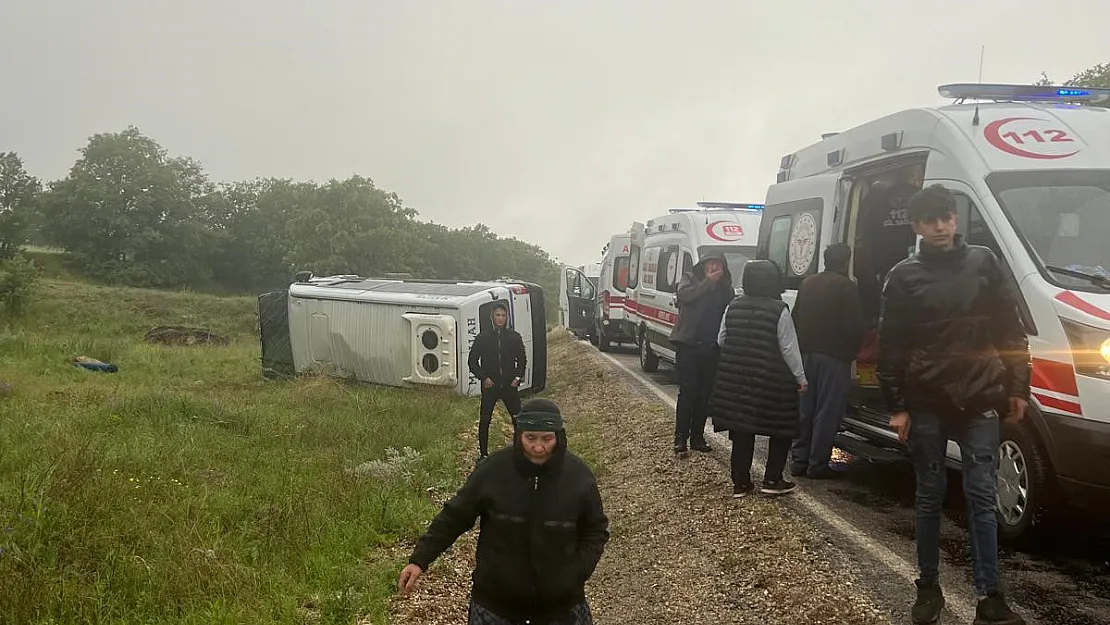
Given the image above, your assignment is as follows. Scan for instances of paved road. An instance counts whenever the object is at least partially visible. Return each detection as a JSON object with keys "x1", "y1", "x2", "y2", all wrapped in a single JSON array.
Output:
[{"x1": 594, "y1": 342, "x2": 1110, "y2": 625}]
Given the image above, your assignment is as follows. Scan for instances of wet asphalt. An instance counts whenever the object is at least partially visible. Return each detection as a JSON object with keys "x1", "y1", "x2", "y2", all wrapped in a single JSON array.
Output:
[{"x1": 599, "y1": 344, "x2": 1110, "y2": 625}]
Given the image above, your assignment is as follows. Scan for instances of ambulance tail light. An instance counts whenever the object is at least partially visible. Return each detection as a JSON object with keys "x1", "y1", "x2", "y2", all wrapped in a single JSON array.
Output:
[{"x1": 1061, "y1": 318, "x2": 1110, "y2": 380}]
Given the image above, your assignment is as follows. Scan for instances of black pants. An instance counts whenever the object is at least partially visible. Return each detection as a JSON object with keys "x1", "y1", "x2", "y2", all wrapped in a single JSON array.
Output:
[
  {"x1": 479, "y1": 384, "x2": 522, "y2": 456},
  {"x1": 730, "y1": 431, "x2": 791, "y2": 487},
  {"x1": 674, "y1": 342, "x2": 718, "y2": 446},
  {"x1": 791, "y1": 353, "x2": 852, "y2": 477}
]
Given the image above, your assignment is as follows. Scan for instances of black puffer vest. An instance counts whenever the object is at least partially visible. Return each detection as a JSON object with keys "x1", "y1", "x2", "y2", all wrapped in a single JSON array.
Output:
[{"x1": 710, "y1": 296, "x2": 801, "y2": 439}]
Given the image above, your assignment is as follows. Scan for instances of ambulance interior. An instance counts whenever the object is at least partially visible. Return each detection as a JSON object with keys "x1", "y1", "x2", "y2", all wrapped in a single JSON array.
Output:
[{"x1": 842, "y1": 160, "x2": 925, "y2": 401}]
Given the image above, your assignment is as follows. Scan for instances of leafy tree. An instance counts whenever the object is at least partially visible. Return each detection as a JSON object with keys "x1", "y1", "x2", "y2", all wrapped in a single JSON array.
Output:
[
  {"x1": 39, "y1": 127, "x2": 218, "y2": 287},
  {"x1": 1036, "y1": 61, "x2": 1110, "y2": 107},
  {"x1": 0, "y1": 153, "x2": 41, "y2": 260}
]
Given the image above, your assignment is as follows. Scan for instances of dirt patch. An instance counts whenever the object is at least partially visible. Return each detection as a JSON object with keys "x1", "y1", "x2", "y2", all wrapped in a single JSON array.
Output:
[
  {"x1": 144, "y1": 326, "x2": 229, "y2": 346},
  {"x1": 388, "y1": 333, "x2": 890, "y2": 624}
]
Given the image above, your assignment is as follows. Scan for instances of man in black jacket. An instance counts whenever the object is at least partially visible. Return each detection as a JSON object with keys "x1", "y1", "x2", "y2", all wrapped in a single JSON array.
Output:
[
  {"x1": 668, "y1": 251, "x2": 734, "y2": 455},
  {"x1": 878, "y1": 185, "x2": 1030, "y2": 625},
  {"x1": 468, "y1": 302, "x2": 527, "y2": 459},
  {"x1": 790, "y1": 243, "x2": 865, "y2": 479},
  {"x1": 398, "y1": 399, "x2": 609, "y2": 625}
]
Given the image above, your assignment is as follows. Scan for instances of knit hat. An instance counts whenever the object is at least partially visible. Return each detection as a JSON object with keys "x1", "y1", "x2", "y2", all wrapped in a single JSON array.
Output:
[{"x1": 515, "y1": 398, "x2": 565, "y2": 432}]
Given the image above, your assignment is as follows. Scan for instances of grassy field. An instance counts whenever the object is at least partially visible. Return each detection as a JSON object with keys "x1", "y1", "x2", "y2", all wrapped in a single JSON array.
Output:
[{"x1": 0, "y1": 277, "x2": 485, "y2": 624}]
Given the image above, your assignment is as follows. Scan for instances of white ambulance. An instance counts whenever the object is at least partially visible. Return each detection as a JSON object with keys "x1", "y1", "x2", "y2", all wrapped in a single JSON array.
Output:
[
  {"x1": 594, "y1": 233, "x2": 636, "y2": 351},
  {"x1": 757, "y1": 82, "x2": 1110, "y2": 544},
  {"x1": 627, "y1": 202, "x2": 764, "y2": 372}
]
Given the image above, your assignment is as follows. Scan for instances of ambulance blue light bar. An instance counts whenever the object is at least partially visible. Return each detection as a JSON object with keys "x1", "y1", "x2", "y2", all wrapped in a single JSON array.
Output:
[
  {"x1": 695, "y1": 201, "x2": 764, "y2": 211},
  {"x1": 937, "y1": 83, "x2": 1110, "y2": 104}
]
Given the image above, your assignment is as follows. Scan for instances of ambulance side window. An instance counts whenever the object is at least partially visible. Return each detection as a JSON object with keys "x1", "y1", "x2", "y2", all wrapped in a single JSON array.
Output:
[
  {"x1": 656, "y1": 248, "x2": 680, "y2": 293},
  {"x1": 613, "y1": 257, "x2": 630, "y2": 292},
  {"x1": 954, "y1": 194, "x2": 1002, "y2": 257},
  {"x1": 766, "y1": 215, "x2": 793, "y2": 273}
]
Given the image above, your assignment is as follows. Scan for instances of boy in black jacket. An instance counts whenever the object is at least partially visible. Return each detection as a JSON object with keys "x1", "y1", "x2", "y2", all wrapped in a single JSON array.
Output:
[
  {"x1": 467, "y1": 302, "x2": 527, "y2": 459},
  {"x1": 398, "y1": 399, "x2": 609, "y2": 625}
]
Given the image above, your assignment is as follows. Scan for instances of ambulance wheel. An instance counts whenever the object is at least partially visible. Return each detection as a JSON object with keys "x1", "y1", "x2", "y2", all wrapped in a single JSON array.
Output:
[
  {"x1": 996, "y1": 418, "x2": 1054, "y2": 547},
  {"x1": 639, "y1": 333, "x2": 659, "y2": 373},
  {"x1": 596, "y1": 323, "x2": 613, "y2": 352},
  {"x1": 588, "y1": 331, "x2": 599, "y2": 346}
]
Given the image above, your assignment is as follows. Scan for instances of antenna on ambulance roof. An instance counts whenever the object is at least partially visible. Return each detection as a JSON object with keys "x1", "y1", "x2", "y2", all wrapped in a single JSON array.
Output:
[{"x1": 972, "y1": 45, "x2": 985, "y2": 126}]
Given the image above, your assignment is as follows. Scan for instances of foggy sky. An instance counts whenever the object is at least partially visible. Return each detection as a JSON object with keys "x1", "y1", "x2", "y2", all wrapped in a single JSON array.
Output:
[{"x1": 2, "y1": 0, "x2": 1106, "y2": 266}]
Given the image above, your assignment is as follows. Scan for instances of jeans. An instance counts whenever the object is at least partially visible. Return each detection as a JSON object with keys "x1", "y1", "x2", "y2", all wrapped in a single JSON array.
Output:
[
  {"x1": 791, "y1": 353, "x2": 852, "y2": 476},
  {"x1": 478, "y1": 384, "x2": 522, "y2": 456},
  {"x1": 730, "y1": 431, "x2": 792, "y2": 486},
  {"x1": 674, "y1": 342, "x2": 718, "y2": 446},
  {"x1": 909, "y1": 409, "x2": 1001, "y2": 596}
]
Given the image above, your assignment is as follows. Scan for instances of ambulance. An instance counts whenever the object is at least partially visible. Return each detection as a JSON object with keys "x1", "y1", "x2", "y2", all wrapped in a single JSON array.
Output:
[
  {"x1": 559, "y1": 261, "x2": 601, "y2": 342},
  {"x1": 627, "y1": 202, "x2": 764, "y2": 372},
  {"x1": 593, "y1": 233, "x2": 635, "y2": 351},
  {"x1": 756, "y1": 82, "x2": 1110, "y2": 544}
]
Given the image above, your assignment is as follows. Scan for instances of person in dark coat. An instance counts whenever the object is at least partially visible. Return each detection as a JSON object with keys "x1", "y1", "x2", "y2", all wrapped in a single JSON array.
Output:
[
  {"x1": 790, "y1": 243, "x2": 866, "y2": 479},
  {"x1": 878, "y1": 185, "x2": 1030, "y2": 625},
  {"x1": 467, "y1": 301, "x2": 527, "y2": 460},
  {"x1": 668, "y1": 251, "x2": 734, "y2": 455},
  {"x1": 398, "y1": 398, "x2": 609, "y2": 625},
  {"x1": 709, "y1": 260, "x2": 807, "y2": 497}
]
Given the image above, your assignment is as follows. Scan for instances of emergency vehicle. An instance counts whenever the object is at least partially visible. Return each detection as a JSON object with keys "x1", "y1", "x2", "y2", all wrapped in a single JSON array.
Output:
[
  {"x1": 627, "y1": 202, "x2": 763, "y2": 371},
  {"x1": 756, "y1": 82, "x2": 1110, "y2": 544},
  {"x1": 258, "y1": 273, "x2": 547, "y2": 397},
  {"x1": 559, "y1": 261, "x2": 600, "y2": 342},
  {"x1": 593, "y1": 233, "x2": 635, "y2": 351}
]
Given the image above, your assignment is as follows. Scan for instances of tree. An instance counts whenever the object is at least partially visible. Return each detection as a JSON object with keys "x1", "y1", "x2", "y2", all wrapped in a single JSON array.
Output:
[
  {"x1": 1036, "y1": 61, "x2": 1110, "y2": 107},
  {"x1": 0, "y1": 152, "x2": 41, "y2": 260},
  {"x1": 39, "y1": 127, "x2": 219, "y2": 287}
]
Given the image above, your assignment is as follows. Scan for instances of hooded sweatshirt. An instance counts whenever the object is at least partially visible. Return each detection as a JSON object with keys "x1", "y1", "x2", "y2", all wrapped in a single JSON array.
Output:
[{"x1": 669, "y1": 251, "x2": 735, "y2": 346}]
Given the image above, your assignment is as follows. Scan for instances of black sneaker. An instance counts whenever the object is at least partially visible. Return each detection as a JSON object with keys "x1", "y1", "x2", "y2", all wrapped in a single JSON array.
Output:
[
  {"x1": 807, "y1": 466, "x2": 843, "y2": 480},
  {"x1": 973, "y1": 592, "x2": 1025, "y2": 625},
  {"x1": 911, "y1": 579, "x2": 944, "y2": 625},
  {"x1": 789, "y1": 464, "x2": 808, "y2": 477},
  {"x1": 760, "y1": 479, "x2": 797, "y2": 495},
  {"x1": 690, "y1": 439, "x2": 712, "y2": 453},
  {"x1": 732, "y1": 483, "x2": 755, "y2": 498}
]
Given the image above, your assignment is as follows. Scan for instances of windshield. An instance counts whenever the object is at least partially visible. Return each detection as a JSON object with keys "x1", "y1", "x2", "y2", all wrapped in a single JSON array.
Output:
[
  {"x1": 986, "y1": 170, "x2": 1110, "y2": 291},
  {"x1": 699, "y1": 245, "x2": 755, "y2": 290}
]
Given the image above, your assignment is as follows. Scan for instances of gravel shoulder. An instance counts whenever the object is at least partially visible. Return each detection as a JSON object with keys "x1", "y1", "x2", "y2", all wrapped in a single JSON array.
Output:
[{"x1": 389, "y1": 333, "x2": 891, "y2": 624}]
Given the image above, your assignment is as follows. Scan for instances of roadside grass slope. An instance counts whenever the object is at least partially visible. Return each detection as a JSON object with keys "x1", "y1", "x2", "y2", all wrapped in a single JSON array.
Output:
[{"x1": 0, "y1": 275, "x2": 477, "y2": 625}]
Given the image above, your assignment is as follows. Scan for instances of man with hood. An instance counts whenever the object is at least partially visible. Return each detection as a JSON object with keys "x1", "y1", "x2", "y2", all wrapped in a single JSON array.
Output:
[
  {"x1": 668, "y1": 251, "x2": 734, "y2": 455},
  {"x1": 468, "y1": 301, "x2": 527, "y2": 461},
  {"x1": 398, "y1": 398, "x2": 609, "y2": 625}
]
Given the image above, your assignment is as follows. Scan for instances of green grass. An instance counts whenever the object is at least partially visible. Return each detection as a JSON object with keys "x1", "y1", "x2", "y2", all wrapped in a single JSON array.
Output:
[{"x1": 0, "y1": 279, "x2": 477, "y2": 624}]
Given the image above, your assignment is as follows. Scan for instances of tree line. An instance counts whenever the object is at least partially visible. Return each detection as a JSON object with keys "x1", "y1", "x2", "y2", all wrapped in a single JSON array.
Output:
[{"x1": 0, "y1": 129, "x2": 562, "y2": 305}]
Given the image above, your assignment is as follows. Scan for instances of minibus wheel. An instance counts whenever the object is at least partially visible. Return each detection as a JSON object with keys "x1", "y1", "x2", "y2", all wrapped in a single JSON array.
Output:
[
  {"x1": 639, "y1": 332, "x2": 659, "y2": 373},
  {"x1": 996, "y1": 418, "x2": 1054, "y2": 547}
]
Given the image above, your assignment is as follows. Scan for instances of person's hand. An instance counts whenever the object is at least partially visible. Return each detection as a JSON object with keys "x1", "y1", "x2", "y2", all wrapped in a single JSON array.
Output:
[
  {"x1": 889, "y1": 412, "x2": 911, "y2": 442},
  {"x1": 706, "y1": 267, "x2": 724, "y2": 283},
  {"x1": 798, "y1": 381, "x2": 808, "y2": 394},
  {"x1": 482, "y1": 377, "x2": 494, "y2": 389},
  {"x1": 398, "y1": 563, "x2": 423, "y2": 595},
  {"x1": 1006, "y1": 397, "x2": 1028, "y2": 423},
  {"x1": 511, "y1": 377, "x2": 520, "y2": 388}
]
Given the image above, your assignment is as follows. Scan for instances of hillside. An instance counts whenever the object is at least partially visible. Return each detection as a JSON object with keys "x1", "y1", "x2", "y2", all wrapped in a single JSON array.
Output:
[{"x1": 0, "y1": 278, "x2": 480, "y2": 624}]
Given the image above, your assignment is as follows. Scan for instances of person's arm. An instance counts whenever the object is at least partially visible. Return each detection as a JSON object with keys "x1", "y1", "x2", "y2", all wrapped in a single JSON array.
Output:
[
  {"x1": 777, "y1": 307, "x2": 807, "y2": 385},
  {"x1": 675, "y1": 272, "x2": 713, "y2": 307},
  {"x1": 876, "y1": 269, "x2": 912, "y2": 413},
  {"x1": 573, "y1": 474, "x2": 610, "y2": 582},
  {"x1": 408, "y1": 464, "x2": 486, "y2": 571},
  {"x1": 467, "y1": 333, "x2": 484, "y2": 380},
  {"x1": 985, "y1": 254, "x2": 1031, "y2": 401},
  {"x1": 514, "y1": 332, "x2": 527, "y2": 381},
  {"x1": 717, "y1": 302, "x2": 731, "y2": 347}
]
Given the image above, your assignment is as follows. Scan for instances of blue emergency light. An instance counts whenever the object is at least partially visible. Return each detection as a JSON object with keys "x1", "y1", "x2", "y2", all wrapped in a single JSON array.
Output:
[
  {"x1": 937, "y1": 83, "x2": 1110, "y2": 104},
  {"x1": 695, "y1": 201, "x2": 765, "y2": 211}
]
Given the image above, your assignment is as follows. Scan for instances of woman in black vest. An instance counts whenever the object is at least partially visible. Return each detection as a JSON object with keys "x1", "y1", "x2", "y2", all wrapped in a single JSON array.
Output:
[{"x1": 709, "y1": 260, "x2": 808, "y2": 498}]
